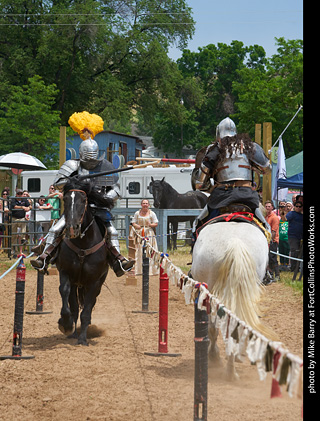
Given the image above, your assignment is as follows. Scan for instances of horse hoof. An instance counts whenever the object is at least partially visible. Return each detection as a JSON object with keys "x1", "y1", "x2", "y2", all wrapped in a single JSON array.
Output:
[
  {"x1": 67, "y1": 331, "x2": 78, "y2": 339},
  {"x1": 225, "y1": 371, "x2": 240, "y2": 382},
  {"x1": 77, "y1": 339, "x2": 89, "y2": 346},
  {"x1": 58, "y1": 318, "x2": 73, "y2": 336}
]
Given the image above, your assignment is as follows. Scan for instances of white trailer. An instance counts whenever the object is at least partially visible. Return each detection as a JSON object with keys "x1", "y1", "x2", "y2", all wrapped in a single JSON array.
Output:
[{"x1": 21, "y1": 170, "x2": 58, "y2": 197}]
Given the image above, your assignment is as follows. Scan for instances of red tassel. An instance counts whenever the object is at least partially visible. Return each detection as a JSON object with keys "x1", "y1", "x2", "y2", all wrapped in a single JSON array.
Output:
[{"x1": 271, "y1": 350, "x2": 282, "y2": 398}]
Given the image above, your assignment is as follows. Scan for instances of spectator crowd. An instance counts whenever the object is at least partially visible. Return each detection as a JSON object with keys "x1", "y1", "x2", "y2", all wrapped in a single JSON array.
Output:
[
  {"x1": 263, "y1": 193, "x2": 303, "y2": 285},
  {"x1": 0, "y1": 186, "x2": 62, "y2": 258}
]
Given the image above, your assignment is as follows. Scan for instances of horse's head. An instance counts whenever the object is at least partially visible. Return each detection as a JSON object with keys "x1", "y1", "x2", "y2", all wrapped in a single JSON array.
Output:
[
  {"x1": 149, "y1": 177, "x2": 165, "y2": 208},
  {"x1": 63, "y1": 183, "x2": 89, "y2": 239}
]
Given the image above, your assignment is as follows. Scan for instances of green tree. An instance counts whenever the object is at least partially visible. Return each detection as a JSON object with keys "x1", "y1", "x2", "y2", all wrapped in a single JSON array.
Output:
[
  {"x1": 233, "y1": 38, "x2": 303, "y2": 156},
  {"x1": 0, "y1": 76, "x2": 61, "y2": 168},
  {"x1": 0, "y1": 0, "x2": 195, "y2": 126},
  {"x1": 150, "y1": 41, "x2": 268, "y2": 153}
]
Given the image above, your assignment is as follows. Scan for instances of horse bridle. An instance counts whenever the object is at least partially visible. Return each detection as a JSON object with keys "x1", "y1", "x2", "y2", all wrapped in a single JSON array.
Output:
[
  {"x1": 64, "y1": 188, "x2": 105, "y2": 264},
  {"x1": 67, "y1": 189, "x2": 93, "y2": 238}
]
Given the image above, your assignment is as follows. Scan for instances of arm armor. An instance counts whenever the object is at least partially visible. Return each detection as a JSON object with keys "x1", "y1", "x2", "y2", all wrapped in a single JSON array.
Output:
[
  {"x1": 202, "y1": 143, "x2": 220, "y2": 171},
  {"x1": 53, "y1": 160, "x2": 80, "y2": 190},
  {"x1": 250, "y1": 143, "x2": 271, "y2": 174},
  {"x1": 104, "y1": 183, "x2": 121, "y2": 203}
]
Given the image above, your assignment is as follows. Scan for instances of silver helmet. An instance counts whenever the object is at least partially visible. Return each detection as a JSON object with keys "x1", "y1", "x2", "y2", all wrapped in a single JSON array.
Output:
[
  {"x1": 79, "y1": 138, "x2": 101, "y2": 169},
  {"x1": 216, "y1": 117, "x2": 237, "y2": 140}
]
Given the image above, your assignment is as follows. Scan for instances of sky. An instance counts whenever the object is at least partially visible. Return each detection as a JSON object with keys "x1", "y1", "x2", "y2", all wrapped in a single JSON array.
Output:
[{"x1": 168, "y1": 0, "x2": 303, "y2": 61}]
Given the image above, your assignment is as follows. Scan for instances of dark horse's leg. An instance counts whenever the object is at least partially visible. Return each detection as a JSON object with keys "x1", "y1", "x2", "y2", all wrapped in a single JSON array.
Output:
[
  {"x1": 172, "y1": 220, "x2": 178, "y2": 250},
  {"x1": 77, "y1": 277, "x2": 104, "y2": 346},
  {"x1": 67, "y1": 285, "x2": 80, "y2": 339},
  {"x1": 167, "y1": 220, "x2": 171, "y2": 250},
  {"x1": 58, "y1": 272, "x2": 74, "y2": 336}
]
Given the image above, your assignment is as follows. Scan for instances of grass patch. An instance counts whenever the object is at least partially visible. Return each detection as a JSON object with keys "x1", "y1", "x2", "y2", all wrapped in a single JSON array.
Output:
[{"x1": 279, "y1": 271, "x2": 303, "y2": 295}]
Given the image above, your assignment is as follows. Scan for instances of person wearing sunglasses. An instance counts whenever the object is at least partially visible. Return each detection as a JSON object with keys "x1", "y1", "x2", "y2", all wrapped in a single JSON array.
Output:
[
  {"x1": 285, "y1": 201, "x2": 303, "y2": 271},
  {"x1": 0, "y1": 189, "x2": 10, "y2": 252},
  {"x1": 10, "y1": 189, "x2": 32, "y2": 257}
]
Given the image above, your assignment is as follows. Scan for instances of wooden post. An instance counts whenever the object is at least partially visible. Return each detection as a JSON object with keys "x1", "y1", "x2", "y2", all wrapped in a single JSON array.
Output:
[
  {"x1": 59, "y1": 126, "x2": 66, "y2": 215},
  {"x1": 59, "y1": 126, "x2": 66, "y2": 167},
  {"x1": 254, "y1": 124, "x2": 262, "y2": 187},
  {"x1": 262, "y1": 122, "x2": 272, "y2": 204},
  {"x1": 126, "y1": 237, "x2": 137, "y2": 286}
]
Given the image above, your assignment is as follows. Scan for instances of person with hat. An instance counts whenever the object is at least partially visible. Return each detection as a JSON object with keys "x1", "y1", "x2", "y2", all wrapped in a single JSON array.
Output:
[
  {"x1": 10, "y1": 189, "x2": 32, "y2": 257},
  {"x1": 31, "y1": 111, "x2": 135, "y2": 276}
]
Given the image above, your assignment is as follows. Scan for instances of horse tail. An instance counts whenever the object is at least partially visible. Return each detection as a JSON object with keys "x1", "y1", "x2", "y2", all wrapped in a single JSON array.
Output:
[{"x1": 213, "y1": 237, "x2": 278, "y2": 341}]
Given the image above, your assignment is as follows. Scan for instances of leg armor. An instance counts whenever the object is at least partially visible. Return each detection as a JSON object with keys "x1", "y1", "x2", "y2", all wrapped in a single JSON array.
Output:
[
  {"x1": 106, "y1": 221, "x2": 120, "y2": 253},
  {"x1": 30, "y1": 215, "x2": 65, "y2": 272},
  {"x1": 94, "y1": 213, "x2": 135, "y2": 277},
  {"x1": 192, "y1": 205, "x2": 209, "y2": 236}
]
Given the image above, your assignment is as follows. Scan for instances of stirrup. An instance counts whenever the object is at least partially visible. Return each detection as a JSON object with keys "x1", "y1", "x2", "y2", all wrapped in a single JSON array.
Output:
[
  {"x1": 30, "y1": 256, "x2": 49, "y2": 274},
  {"x1": 113, "y1": 258, "x2": 135, "y2": 278},
  {"x1": 120, "y1": 258, "x2": 135, "y2": 272}
]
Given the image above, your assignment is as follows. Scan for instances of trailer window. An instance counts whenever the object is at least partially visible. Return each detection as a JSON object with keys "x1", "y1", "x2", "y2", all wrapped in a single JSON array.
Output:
[
  {"x1": 27, "y1": 178, "x2": 41, "y2": 193},
  {"x1": 128, "y1": 181, "x2": 140, "y2": 195}
]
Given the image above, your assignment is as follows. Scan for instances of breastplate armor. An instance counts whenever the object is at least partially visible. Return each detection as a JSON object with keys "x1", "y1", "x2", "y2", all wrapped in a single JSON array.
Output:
[{"x1": 78, "y1": 159, "x2": 119, "y2": 192}]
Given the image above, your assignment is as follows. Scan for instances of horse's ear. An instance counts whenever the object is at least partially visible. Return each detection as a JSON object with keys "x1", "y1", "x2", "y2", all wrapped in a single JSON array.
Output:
[
  {"x1": 151, "y1": 176, "x2": 154, "y2": 182},
  {"x1": 161, "y1": 177, "x2": 165, "y2": 182}
]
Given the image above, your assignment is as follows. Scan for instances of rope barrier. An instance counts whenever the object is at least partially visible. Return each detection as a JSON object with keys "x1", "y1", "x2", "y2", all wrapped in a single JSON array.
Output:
[
  {"x1": 131, "y1": 228, "x2": 303, "y2": 401},
  {"x1": 0, "y1": 234, "x2": 48, "y2": 280}
]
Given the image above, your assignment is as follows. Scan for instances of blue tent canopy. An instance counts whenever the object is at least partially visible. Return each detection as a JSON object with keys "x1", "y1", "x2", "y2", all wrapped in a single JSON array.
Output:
[{"x1": 277, "y1": 172, "x2": 303, "y2": 189}]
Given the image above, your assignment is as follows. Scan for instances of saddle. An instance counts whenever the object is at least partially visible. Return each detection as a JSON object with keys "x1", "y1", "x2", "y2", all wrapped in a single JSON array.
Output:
[{"x1": 197, "y1": 203, "x2": 271, "y2": 242}]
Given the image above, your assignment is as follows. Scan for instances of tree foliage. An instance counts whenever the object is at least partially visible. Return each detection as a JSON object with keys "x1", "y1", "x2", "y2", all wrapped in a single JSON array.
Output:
[
  {"x1": 0, "y1": 0, "x2": 302, "y2": 161},
  {"x1": 0, "y1": 76, "x2": 61, "y2": 168},
  {"x1": 0, "y1": 0, "x2": 194, "y2": 123},
  {"x1": 150, "y1": 38, "x2": 303, "y2": 157}
]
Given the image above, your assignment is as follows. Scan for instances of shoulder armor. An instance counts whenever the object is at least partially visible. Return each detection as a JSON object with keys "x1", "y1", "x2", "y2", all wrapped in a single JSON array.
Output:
[
  {"x1": 250, "y1": 144, "x2": 271, "y2": 173},
  {"x1": 54, "y1": 160, "x2": 80, "y2": 189},
  {"x1": 202, "y1": 143, "x2": 220, "y2": 171}
]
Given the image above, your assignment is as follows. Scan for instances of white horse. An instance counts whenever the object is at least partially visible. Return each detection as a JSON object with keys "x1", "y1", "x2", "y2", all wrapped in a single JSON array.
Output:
[{"x1": 191, "y1": 221, "x2": 278, "y2": 380}]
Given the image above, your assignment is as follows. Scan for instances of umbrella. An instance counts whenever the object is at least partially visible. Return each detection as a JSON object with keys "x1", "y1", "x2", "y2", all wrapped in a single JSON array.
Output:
[{"x1": 0, "y1": 152, "x2": 47, "y2": 170}]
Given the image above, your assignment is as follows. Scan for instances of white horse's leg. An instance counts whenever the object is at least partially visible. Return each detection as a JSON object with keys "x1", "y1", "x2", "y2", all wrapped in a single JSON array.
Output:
[
  {"x1": 208, "y1": 323, "x2": 222, "y2": 365},
  {"x1": 225, "y1": 354, "x2": 239, "y2": 381}
]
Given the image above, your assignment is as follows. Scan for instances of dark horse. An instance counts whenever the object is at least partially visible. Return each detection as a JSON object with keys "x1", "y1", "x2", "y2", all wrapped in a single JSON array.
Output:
[
  {"x1": 149, "y1": 177, "x2": 208, "y2": 249},
  {"x1": 55, "y1": 178, "x2": 113, "y2": 346}
]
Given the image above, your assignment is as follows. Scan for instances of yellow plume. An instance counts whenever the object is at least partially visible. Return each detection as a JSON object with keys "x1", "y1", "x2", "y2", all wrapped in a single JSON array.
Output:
[{"x1": 68, "y1": 111, "x2": 104, "y2": 140}]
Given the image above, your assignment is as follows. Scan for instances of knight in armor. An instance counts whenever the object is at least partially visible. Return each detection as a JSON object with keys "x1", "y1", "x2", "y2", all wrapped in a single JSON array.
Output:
[
  {"x1": 31, "y1": 113, "x2": 135, "y2": 277},
  {"x1": 192, "y1": 117, "x2": 271, "y2": 239}
]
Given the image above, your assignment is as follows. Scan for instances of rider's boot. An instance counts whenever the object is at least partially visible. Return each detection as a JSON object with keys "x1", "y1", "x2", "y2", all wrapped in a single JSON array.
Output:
[
  {"x1": 30, "y1": 237, "x2": 62, "y2": 272},
  {"x1": 107, "y1": 243, "x2": 135, "y2": 277},
  {"x1": 191, "y1": 205, "x2": 209, "y2": 252},
  {"x1": 103, "y1": 221, "x2": 135, "y2": 277}
]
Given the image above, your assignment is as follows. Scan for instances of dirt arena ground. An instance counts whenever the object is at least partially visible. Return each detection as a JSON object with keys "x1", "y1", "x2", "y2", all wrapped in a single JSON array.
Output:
[{"x1": 0, "y1": 261, "x2": 303, "y2": 421}]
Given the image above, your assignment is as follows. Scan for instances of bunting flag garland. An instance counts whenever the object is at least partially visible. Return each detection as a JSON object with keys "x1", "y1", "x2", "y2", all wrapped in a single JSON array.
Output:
[
  {"x1": 271, "y1": 350, "x2": 283, "y2": 398},
  {"x1": 131, "y1": 227, "x2": 303, "y2": 402}
]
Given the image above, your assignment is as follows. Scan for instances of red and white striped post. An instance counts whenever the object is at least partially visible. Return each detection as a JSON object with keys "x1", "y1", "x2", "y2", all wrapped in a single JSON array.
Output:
[{"x1": 145, "y1": 264, "x2": 181, "y2": 357}]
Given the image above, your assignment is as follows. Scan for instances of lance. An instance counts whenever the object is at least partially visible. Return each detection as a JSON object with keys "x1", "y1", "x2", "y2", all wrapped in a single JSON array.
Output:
[
  {"x1": 136, "y1": 157, "x2": 195, "y2": 164},
  {"x1": 76, "y1": 159, "x2": 161, "y2": 181}
]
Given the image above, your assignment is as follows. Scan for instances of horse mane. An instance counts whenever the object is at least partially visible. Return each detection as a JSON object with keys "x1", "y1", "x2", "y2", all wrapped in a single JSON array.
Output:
[
  {"x1": 159, "y1": 179, "x2": 179, "y2": 195},
  {"x1": 63, "y1": 178, "x2": 114, "y2": 209}
]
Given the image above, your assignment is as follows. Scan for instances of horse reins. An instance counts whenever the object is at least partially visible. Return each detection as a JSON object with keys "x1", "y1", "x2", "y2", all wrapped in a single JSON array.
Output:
[{"x1": 64, "y1": 189, "x2": 106, "y2": 262}]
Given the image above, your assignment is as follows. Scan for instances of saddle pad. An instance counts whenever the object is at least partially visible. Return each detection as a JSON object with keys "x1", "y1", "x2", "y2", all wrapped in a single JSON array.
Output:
[{"x1": 196, "y1": 212, "x2": 270, "y2": 242}]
